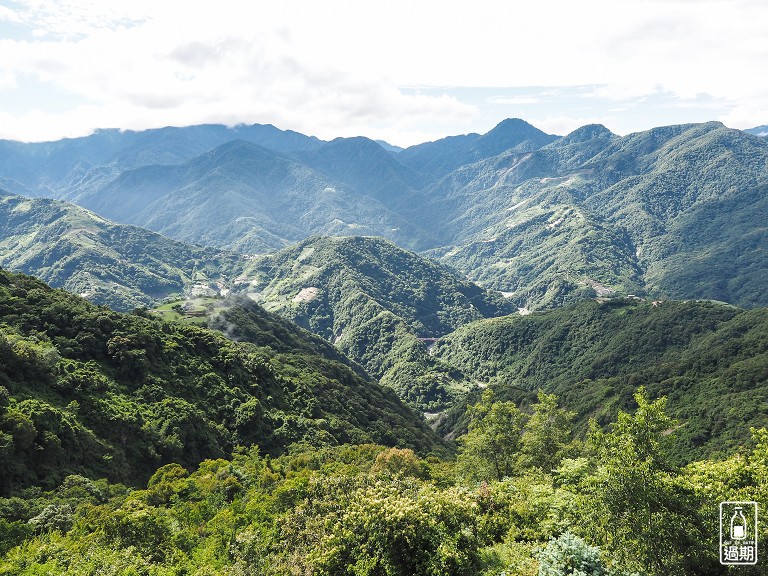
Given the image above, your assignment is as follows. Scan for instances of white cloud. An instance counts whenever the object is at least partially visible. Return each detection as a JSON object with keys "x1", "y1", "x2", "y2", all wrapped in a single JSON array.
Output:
[
  {"x1": 487, "y1": 97, "x2": 541, "y2": 106},
  {"x1": 0, "y1": 0, "x2": 765, "y2": 144}
]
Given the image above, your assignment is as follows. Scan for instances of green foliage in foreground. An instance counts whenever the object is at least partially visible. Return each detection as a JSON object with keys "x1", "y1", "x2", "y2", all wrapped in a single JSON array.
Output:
[
  {"x1": 435, "y1": 298, "x2": 768, "y2": 463},
  {"x1": 0, "y1": 268, "x2": 444, "y2": 495},
  {"x1": 1, "y1": 390, "x2": 765, "y2": 575}
]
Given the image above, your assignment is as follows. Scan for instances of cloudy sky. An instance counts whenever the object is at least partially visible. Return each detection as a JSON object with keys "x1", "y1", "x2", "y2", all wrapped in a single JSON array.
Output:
[{"x1": 0, "y1": 0, "x2": 766, "y2": 146}]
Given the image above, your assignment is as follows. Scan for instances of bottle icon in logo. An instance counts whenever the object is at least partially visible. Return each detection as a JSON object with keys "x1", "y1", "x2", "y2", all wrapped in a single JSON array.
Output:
[
  {"x1": 720, "y1": 501, "x2": 758, "y2": 565},
  {"x1": 731, "y1": 506, "x2": 747, "y2": 540}
]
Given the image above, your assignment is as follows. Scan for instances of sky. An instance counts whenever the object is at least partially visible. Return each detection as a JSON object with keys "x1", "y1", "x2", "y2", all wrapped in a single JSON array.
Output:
[{"x1": 0, "y1": 0, "x2": 766, "y2": 147}]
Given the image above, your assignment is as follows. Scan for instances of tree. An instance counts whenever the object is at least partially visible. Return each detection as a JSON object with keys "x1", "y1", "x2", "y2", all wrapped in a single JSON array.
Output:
[
  {"x1": 273, "y1": 476, "x2": 482, "y2": 576},
  {"x1": 537, "y1": 532, "x2": 610, "y2": 576},
  {"x1": 581, "y1": 388, "x2": 713, "y2": 576},
  {"x1": 457, "y1": 389, "x2": 528, "y2": 481},
  {"x1": 521, "y1": 391, "x2": 576, "y2": 472}
]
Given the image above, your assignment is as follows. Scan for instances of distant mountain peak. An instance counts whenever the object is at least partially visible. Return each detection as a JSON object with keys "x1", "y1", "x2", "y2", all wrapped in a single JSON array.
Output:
[
  {"x1": 488, "y1": 117, "x2": 541, "y2": 132},
  {"x1": 745, "y1": 125, "x2": 768, "y2": 138},
  {"x1": 561, "y1": 124, "x2": 615, "y2": 144},
  {"x1": 482, "y1": 117, "x2": 552, "y2": 140},
  {"x1": 478, "y1": 117, "x2": 559, "y2": 151}
]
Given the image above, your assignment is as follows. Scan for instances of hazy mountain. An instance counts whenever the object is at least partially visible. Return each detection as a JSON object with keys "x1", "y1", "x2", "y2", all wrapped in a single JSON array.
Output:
[
  {"x1": 431, "y1": 298, "x2": 768, "y2": 462},
  {"x1": 0, "y1": 123, "x2": 324, "y2": 200},
  {"x1": 70, "y1": 140, "x2": 434, "y2": 252},
  {"x1": 237, "y1": 235, "x2": 515, "y2": 409},
  {"x1": 0, "y1": 268, "x2": 444, "y2": 494},
  {"x1": 294, "y1": 136, "x2": 426, "y2": 207},
  {"x1": 745, "y1": 125, "x2": 768, "y2": 137},
  {"x1": 0, "y1": 193, "x2": 246, "y2": 310},
  {"x1": 398, "y1": 118, "x2": 560, "y2": 179}
]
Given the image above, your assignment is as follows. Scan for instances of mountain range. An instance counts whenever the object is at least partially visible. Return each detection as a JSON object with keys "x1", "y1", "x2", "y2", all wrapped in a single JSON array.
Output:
[
  {"x1": 2, "y1": 118, "x2": 767, "y2": 312},
  {"x1": 0, "y1": 193, "x2": 246, "y2": 310},
  {"x1": 0, "y1": 194, "x2": 515, "y2": 409},
  {"x1": 0, "y1": 123, "x2": 322, "y2": 198},
  {"x1": 745, "y1": 125, "x2": 768, "y2": 138},
  {"x1": 3, "y1": 114, "x2": 768, "y2": 573}
]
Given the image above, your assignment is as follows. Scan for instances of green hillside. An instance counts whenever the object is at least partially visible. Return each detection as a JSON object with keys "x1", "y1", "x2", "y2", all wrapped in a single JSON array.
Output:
[
  {"x1": 73, "y1": 140, "x2": 434, "y2": 252},
  {"x1": 4, "y1": 110, "x2": 768, "y2": 575},
  {"x1": 237, "y1": 235, "x2": 515, "y2": 410},
  {"x1": 3, "y1": 119, "x2": 768, "y2": 312},
  {"x1": 0, "y1": 194, "x2": 246, "y2": 311},
  {"x1": 0, "y1": 268, "x2": 444, "y2": 495},
  {"x1": 424, "y1": 122, "x2": 768, "y2": 310},
  {"x1": 3, "y1": 272, "x2": 768, "y2": 575},
  {"x1": 432, "y1": 298, "x2": 768, "y2": 462}
]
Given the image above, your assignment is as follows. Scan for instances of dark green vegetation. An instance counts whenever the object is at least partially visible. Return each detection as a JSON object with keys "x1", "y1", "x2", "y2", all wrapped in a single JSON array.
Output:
[
  {"x1": 0, "y1": 268, "x2": 444, "y2": 496},
  {"x1": 0, "y1": 193, "x2": 515, "y2": 407},
  {"x1": 0, "y1": 194, "x2": 246, "y2": 310},
  {"x1": 238, "y1": 235, "x2": 514, "y2": 410},
  {"x1": 1, "y1": 260, "x2": 767, "y2": 575},
  {"x1": 432, "y1": 298, "x2": 768, "y2": 463},
  {"x1": 2, "y1": 389, "x2": 766, "y2": 575},
  {"x1": 0, "y1": 191, "x2": 519, "y2": 411}
]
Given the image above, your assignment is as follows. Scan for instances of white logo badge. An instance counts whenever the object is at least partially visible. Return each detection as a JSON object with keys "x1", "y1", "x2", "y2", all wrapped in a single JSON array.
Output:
[{"x1": 720, "y1": 501, "x2": 758, "y2": 565}]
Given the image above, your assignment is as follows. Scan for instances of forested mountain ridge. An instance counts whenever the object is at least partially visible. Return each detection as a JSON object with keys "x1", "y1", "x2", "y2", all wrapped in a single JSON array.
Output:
[
  {"x1": 0, "y1": 268, "x2": 445, "y2": 495},
  {"x1": 431, "y1": 298, "x2": 768, "y2": 462},
  {"x1": 2, "y1": 310, "x2": 766, "y2": 575},
  {"x1": 236, "y1": 235, "x2": 515, "y2": 410},
  {"x1": 0, "y1": 193, "x2": 247, "y2": 311},
  {"x1": 421, "y1": 121, "x2": 768, "y2": 309},
  {"x1": 0, "y1": 193, "x2": 513, "y2": 411},
  {"x1": 68, "y1": 139, "x2": 434, "y2": 252},
  {"x1": 2, "y1": 118, "x2": 768, "y2": 312}
]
